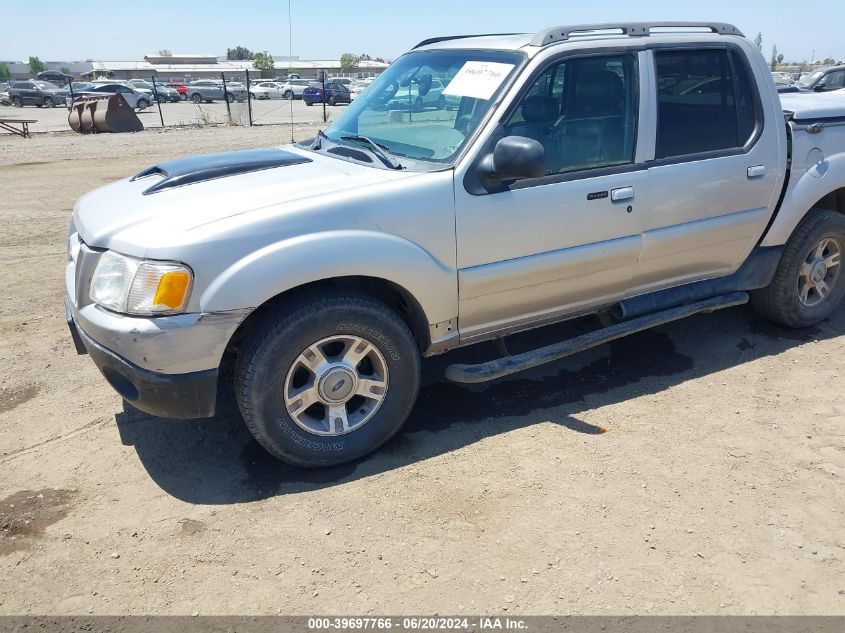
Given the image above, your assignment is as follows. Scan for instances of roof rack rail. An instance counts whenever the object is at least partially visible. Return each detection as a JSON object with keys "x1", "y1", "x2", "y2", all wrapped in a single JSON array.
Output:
[
  {"x1": 530, "y1": 22, "x2": 743, "y2": 47},
  {"x1": 413, "y1": 33, "x2": 521, "y2": 49}
]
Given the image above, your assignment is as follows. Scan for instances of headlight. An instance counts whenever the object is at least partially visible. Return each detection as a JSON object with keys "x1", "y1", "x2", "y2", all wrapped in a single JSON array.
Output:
[{"x1": 90, "y1": 251, "x2": 193, "y2": 316}]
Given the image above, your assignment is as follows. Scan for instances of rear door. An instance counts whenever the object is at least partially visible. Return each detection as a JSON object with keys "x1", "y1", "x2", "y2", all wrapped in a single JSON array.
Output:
[{"x1": 631, "y1": 46, "x2": 782, "y2": 294}]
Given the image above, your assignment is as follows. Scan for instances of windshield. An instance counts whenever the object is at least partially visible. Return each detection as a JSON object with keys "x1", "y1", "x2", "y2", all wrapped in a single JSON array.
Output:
[
  {"x1": 798, "y1": 71, "x2": 823, "y2": 87},
  {"x1": 320, "y1": 49, "x2": 523, "y2": 165}
]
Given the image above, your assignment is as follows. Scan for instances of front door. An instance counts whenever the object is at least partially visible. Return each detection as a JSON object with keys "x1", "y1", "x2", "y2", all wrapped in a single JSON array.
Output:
[
  {"x1": 454, "y1": 51, "x2": 648, "y2": 342},
  {"x1": 632, "y1": 47, "x2": 783, "y2": 294}
]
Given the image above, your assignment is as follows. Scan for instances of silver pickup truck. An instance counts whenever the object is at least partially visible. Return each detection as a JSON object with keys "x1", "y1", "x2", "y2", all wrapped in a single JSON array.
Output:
[{"x1": 66, "y1": 22, "x2": 845, "y2": 467}]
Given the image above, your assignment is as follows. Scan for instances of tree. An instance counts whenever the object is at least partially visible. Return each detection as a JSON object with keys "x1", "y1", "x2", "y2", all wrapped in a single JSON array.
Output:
[
  {"x1": 777, "y1": 53, "x2": 784, "y2": 65},
  {"x1": 59, "y1": 66, "x2": 71, "y2": 75},
  {"x1": 0, "y1": 62, "x2": 9, "y2": 81},
  {"x1": 753, "y1": 32, "x2": 762, "y2": 51},
  {"x1": 227, "y1": 46, "x2": 254, "y2": 61},
  {"x1": 253, "y1": 51, "x2": 275, "y2": 77},
  {"x1": 28, "y1": 56, "x2": 45, "y2": 75},
  {"x1": 770, "y1": 45, "x2": 778, "y2": 70},
  {"x1": 339, "y1": 53, "x2": 361, "y2": 74}
]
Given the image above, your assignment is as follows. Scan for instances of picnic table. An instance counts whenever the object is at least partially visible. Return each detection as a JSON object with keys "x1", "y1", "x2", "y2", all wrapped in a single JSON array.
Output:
[{"x1": 0, "y1": 118, "x2": 37, "y2": 138}]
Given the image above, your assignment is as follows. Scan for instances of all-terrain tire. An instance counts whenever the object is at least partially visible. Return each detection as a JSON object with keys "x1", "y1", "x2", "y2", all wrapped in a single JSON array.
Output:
[
  {"x1": 751, "y1": 208, "x2": 845, "y2": 327},
  {"x1": 235, "y1": 290, "x2": 421, "y2": 467}
]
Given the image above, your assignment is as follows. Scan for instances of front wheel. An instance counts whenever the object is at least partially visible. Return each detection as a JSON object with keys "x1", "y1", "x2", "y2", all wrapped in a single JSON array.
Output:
[
  {"x1": 226, "y1": 93, "x2": 235, "y2": 103},
  {"x1": 284, "y1": 90, "x2": 293, "y2": 100},
  {"x1": 11, "y1": 96, "x2": 23, "y2": 107},
  {"x1": 136, "y1": 99, "x2": 149, "y2": 110},
  {"x1": 191, "y1": 93, "x2": 202, "y2": 103},
  {"x1": 43, "y1": 96, "x2": 54, "y2": 107},
  {"x1": 235, "y1": 291, "x2": 421, "y2": 467},
  {"x1": 328, "y1": 95, "x2": 337, "y2": 106},
  {"x1": 751, "y1": 209, "x2": 845, "y2": 327}
]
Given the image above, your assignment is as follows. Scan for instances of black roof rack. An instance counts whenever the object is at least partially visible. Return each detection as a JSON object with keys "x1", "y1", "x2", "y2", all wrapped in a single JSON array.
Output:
[
  {"x1": 530, "y1": 22, "x2": 743, "y2": 46},
  {"x1": 412, "y1": 33, "x2": 521, "y2": 49}
]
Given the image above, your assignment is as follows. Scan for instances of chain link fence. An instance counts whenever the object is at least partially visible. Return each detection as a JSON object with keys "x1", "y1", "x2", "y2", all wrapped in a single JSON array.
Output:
[{"x1": 140, "y1": 71, "x2": 344, "y2": 130}]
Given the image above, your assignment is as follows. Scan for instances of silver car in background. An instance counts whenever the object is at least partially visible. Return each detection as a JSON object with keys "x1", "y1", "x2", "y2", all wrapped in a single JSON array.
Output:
[{"x1": 186, "y1": 80, "x2": 247, "y2": 103}]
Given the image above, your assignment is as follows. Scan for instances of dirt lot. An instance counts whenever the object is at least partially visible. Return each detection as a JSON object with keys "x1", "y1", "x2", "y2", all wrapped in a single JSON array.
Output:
[{"x1": 0, "y1": 126, "x2": 843, "y2": 616}]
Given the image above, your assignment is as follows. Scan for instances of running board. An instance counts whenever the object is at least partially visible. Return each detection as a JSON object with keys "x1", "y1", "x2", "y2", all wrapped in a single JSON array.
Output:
[{"x1": 445, "y1": 292, "x2": 749, "y2": 384}]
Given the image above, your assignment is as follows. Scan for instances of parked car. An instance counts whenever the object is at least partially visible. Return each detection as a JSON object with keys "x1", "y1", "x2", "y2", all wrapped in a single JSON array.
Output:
[
  {"x1": 277, "y1": 79, "x2": 309, "y2": 99},
  {"x1": 36, "y1": 70, "x2": 73, "y2": 85},
  {"x1": 272, "y1": 73, "x2": 301, "y2": 82},
  {"x1": 771, "y1": 72, "x2": 794, "y2": 86},
  {"x1": 186, "y1": 80, "x2": 247, "y2": 103},
  {"x1": 8, "y1": 80, "x2": 69, "y2": 107},
  {"x1": 128, "y1": 79, "x2": 180, "y2": 103},
  {"x1": 66, "y1": 22, "x2": 845, "y2": 468},
  {"x1": 327, "y1": 77, "x2": 353, "y2": 86},
  {"x1": 70, "y1": 83, "x2": 153, "y2": 110},
  {"x1": 303, "y1": 80, "x2": 351, "y2": 105},
  {"x1": 0, "y1": 83, "x2": 10, "y2": 106},
  {"x1": 386, "y1": 78, "x2": 457, "y2": 111},
  {"x1": 796, "y1": 65, "x2": 845, "y2": 92},
  {"x1": 249, "y1": 81, "x2": 285, "y2": 99},
  {"x1": 167, "y1": 82, "x2": 189, "y2": 100}
]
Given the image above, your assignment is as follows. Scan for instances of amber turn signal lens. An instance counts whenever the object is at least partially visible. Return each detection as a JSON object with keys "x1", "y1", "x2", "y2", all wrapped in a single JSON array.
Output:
[{"x1": 153, "y1": 271, "x2": 191, "y2": 309}]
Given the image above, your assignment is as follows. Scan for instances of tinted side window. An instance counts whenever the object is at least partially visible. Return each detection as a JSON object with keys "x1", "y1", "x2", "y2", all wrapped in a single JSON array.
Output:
[
  {"x1": 825, "y1": 70, "x2": 845, "y2": 89},
  {"x1": 654, "y1": 49, "x2": 757, "y2": 159},
  {"x1": 503, "y1": 54, "x2": 638, "y2": 175}
]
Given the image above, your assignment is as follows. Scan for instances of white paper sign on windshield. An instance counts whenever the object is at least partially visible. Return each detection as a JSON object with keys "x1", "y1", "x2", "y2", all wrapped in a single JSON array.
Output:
[{"x1": 442, "y1": 62, "x2": 515, "y2": 100}]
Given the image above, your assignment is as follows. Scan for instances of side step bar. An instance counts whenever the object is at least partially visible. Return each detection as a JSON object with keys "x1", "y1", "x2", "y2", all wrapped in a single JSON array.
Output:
[{"x1": 445, "y1": 292, "x2": 749, "y2": 384}]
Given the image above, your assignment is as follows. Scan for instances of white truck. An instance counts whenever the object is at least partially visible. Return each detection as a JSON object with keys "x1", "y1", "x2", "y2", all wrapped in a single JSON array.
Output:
[{"x1": 66, "y1": 22, "x2": 845, "y2": 467}]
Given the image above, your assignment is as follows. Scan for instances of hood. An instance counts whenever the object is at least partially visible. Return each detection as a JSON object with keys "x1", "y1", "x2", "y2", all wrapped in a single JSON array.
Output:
[
  {"x1": 73, "y1": 145, "x2": 418, "y2": 252},
  {"x1": 780, "y1": 92, "x2": 845, "y2": 122}
]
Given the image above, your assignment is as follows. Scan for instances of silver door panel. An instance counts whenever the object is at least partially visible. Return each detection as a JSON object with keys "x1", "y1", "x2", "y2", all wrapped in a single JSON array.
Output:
[
  {"x1": 459, "y1": 234, "x2": 641, "y2": 339},
  {"x1": 632, "y1": 207, "x2": 767, "y2": 291}
]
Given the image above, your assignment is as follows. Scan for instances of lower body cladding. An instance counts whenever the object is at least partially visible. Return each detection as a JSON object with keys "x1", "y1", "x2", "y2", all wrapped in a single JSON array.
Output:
[{"x1": 65, "y1": 299, "x2": 249, "y2": 419}]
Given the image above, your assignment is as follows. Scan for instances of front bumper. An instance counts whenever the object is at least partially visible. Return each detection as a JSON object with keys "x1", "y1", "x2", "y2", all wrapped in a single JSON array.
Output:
[{"x1": 66, "y1": 299, "x2": 218, "y2": 419}]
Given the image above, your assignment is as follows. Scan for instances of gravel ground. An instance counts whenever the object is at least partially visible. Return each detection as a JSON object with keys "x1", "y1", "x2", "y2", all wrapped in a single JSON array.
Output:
[{"x1": 0, "y1": 125, "x2": 843, "y2": 616}]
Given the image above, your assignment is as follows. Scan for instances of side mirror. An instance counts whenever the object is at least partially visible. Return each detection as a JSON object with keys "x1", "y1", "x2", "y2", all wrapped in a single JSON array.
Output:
[{"x1": 489, "y1": 136, "x2": 546, "y2": 180}]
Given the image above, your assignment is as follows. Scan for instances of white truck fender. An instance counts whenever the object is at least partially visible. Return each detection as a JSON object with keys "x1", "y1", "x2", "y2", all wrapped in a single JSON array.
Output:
[
  {"x1": 761, "y1": 145, "x2": 845, "y2": 246},
  {"x1": 199, "y1": 230, "x2": 458, "y2": 325}
]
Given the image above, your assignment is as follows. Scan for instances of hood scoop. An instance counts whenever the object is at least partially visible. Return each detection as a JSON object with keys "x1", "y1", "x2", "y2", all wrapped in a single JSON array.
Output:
[{"x1": 131, "y1": 147, "x2": 312, "y2": 195}]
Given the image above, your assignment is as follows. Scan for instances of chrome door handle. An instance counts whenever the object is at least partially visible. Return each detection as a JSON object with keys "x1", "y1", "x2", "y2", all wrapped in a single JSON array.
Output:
[
  {"x1": 611, "y1": 186, "x2": 635, "y2": 202},
  {"x1": 747, "y1": 165, "x2": 767, "y2": 178}
]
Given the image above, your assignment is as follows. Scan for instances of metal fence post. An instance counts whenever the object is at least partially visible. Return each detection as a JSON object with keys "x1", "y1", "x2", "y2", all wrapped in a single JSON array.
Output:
[
  {"x1": 221, "y1": 72, "x2": 232, "y2": 123},
  {"x1": 151, "y1": 75, "x2": 165, "y2": 127},
  {"x1": 245, "y1": 69, "x2": 253, "y2": 126},
  {"x1": 321, "y1": 70, "x2": 327, "y2": 123}
]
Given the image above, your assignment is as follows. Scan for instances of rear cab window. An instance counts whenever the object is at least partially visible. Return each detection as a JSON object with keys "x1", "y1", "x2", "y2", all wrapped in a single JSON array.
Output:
[{"x1": 653, "y1": 48, "x2": 759, "y2": 159}]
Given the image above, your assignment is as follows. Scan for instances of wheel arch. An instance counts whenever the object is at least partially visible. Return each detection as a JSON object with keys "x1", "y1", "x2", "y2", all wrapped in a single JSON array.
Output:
[
  {"x1": 200, "y1": 230, "x2": 458, "y2": 355},
  {"x1": 225, "y1": 275, "x2": 433, "y2": 360},
  {"x1": 762, "y1": 154, "x2": 845, "y2": 247}
]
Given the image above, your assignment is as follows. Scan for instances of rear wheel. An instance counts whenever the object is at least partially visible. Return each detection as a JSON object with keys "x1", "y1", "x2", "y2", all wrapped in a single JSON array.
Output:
[
  {"x1": 284, "y1": 90, "x2": 293, "y2": 100},
  {"x1": 11, "y1": 96, "x2": 22, "y2": 107},
  {"x1": 43, "y1": 96, "x2": 54, "y2": 107},
  {"x1": 328, "y1": 95, "x2": 337, "y2": 106},
  {"x1": 235, "y1": 291, "x2": 421, "y2": 467},
  {"x1": 226, "y1": 93, "x2": 235, "y2": 103},
  {"x1": 136, "y1": 99, "x2": 149, "y2": 110},
  {"x1": 751, "y1": 209, "x2": 845, "y2": 327},
  {"x1": 191, "y1": 93, "x2": 202, "y2": 103}
]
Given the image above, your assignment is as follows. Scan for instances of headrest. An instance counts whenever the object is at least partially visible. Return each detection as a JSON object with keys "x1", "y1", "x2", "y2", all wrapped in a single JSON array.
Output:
[
  {"x1": 573, "y1": 70, "x2": 624, "y2": 115},
  {"x1": 522, "y1": 95, "x2": 559, "y2": 123}
]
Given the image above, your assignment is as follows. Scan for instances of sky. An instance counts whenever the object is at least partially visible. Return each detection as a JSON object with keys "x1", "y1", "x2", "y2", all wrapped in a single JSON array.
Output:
[{"x1": 1, "y1": 0, "x2": 842, "y2": 64}]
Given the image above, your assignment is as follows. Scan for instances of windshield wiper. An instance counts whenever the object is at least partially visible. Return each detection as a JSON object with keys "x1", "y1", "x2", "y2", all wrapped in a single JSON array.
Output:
[{"x1": 340, "y1": 135, "x2": 403, "y2": 170}]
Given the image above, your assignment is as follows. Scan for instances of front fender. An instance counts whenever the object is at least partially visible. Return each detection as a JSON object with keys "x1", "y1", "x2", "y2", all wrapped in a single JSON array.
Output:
[
  {"x1": 199, "y1": 230, "x2": 458, "y2": 325},
  {"x1": 762, "y1": 145, "x2": 845, "y2": 246}
]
